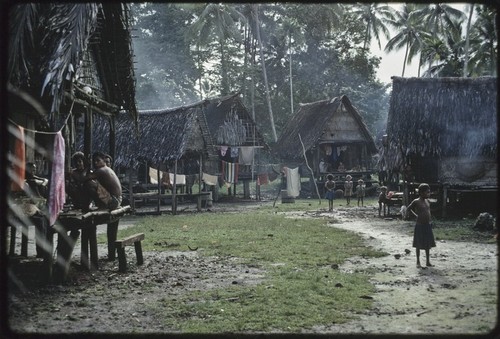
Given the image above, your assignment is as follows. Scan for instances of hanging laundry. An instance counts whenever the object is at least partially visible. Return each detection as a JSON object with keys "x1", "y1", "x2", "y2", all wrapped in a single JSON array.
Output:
[
  {"x1": 149, "y1": 167, "x2": 159, "y2": 184},
  {"x1": 202, "y1": 173, "x2": 218, "y2": 186},
  {"x1": 285, "y1": 167, "x2": 301, "y2": 198},
  {"x1": 257, "y1": 173, "x2": 269, "y2": 186},
  {"x1": 49, "y1": 131, "x2": 65, "y2": 226},
  {"x1": 325, "y1": 145, "x2": 332, "y2": 156},
  {"x1": 221, "y1": 160, "x2": 238, "y2": 184},
  {"x1": 268, "y1": 171, "x2": 278, "y2": 182},
  {"x1": 230, "y1": 147, "x2": 239, "y2": 158},
  {"x1": 169, "y1": 173, "x2": 186, "y2": 185},
  {"x1": 239, "y1": 147, "x2": 254, "y2": 165},
  {"x1": 220, "y1": 146, "x2": 228, "y2": 157},
  {"x1": 10, "y1": 125, "x2": 25, "y2": 192}
]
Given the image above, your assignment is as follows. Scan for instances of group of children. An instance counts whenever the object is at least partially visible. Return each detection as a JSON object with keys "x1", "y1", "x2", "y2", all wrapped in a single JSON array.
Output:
[
  {"x1": 324, "y1": 175, "x2": 435, "y2": 268},
  {"x1": 324, "y1": 174, "x2": 365, "y2": 211}
]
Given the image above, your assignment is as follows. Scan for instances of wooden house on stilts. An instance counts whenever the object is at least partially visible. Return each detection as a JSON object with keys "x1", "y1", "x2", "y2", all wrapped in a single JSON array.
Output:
[
  {"x1": 91, "y1": 93, "x2": 267, "y2": 214},
  {"x1": 273, "y1": 95, "x2": 377, "y2": 196},
  {"x1": 381, "y1": 76, "x2": 497, "y2": 216},
  {"x1": 7, "y1": 3, "x2": 138, "y2": 281}
]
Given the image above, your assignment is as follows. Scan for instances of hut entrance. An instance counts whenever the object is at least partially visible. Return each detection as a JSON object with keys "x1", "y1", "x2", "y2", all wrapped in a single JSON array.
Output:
[{"x1": 319, "y1": 142, "x2": 369, "y2": 173}]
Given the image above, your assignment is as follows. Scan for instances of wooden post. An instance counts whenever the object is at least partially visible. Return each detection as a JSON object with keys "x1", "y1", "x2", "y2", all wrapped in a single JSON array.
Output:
[
  {"x1": 134, "y1": 241, "x2": 143, "y2": 265},
  {"x1": 88, "y1": 225, "x2": 98, "y2": 270},
  {"x1": 109, "y1": 116, "x2": 116, "y2": 167},
  {"x1": 107, "y1": 220, "x2": 119, "y2": 260},
  {"x1": 442, "y1": 185, "x2": 448, "y2": 218},
  {"x1": 80, "y1": 226, "x2": 90, "y2": 269},
  {"x1": 172, "y1": 160, "x2": 178, "y2": 215},
  {"x1": 54, "y1": 229, "x2": 80, "y2": 283},
  {"x1": 129, "y1": 169, "x2": 134, "y2": 211},
  {"x1": 157, "y1": 165, "x2": 161, "y2": 215},
  {"x1": 199, "y1": 154, "x2": 202, "y2": 194}
]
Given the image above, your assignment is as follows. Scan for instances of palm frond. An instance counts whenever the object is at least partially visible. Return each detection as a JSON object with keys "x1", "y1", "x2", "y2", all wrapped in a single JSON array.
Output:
[
  {"x1": 40, "y1": 3, "x2": 100, "y2": 116},
  {"x1": 8, "y1": 3, "x2": 39, "y2": 86}
]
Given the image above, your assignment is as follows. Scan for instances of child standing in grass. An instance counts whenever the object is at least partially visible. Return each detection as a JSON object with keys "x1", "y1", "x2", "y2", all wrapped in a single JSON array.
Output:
[
  {"x1": 405, "y1": 183, "x2": 436, "y2": 268},
  {"x1": 378, "y1": 186, "x2": 388, "y2": 217},
  {"x1": 356, "y1": 179, "x2": 365, "y2": 207},
  {"x1": 324, "y1": 174, "x2": 335, "y2": 212},
  {"x1": 344, "y1": 175, "x2": 353, "y2": 206}
]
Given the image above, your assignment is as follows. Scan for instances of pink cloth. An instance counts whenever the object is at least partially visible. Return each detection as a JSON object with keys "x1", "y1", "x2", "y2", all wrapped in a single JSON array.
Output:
[
  {"x1": 49, "y1": 131, "x2": 66, "y2": 226},
  {"x1": 10, "y1": 125, "x2": 26, "y2": 191}
]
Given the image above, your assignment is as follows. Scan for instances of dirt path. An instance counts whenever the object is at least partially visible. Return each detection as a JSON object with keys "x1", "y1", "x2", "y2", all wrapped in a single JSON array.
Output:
[{"x1": 6, "y1": 202, "x2": 498, "y2": 336}]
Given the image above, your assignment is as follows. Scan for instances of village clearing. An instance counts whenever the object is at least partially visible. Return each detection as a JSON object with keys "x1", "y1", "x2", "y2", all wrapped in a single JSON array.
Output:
[{"x1": 6, "y1": 198, "x2": 498, "y2": 336}]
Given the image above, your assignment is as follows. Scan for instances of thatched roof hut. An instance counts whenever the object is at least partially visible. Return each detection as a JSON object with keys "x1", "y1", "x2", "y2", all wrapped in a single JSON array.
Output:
[
  {"x1": 7, "y1": 3, "x2": 138, "y2": 176},
  {"x1": 273, "y1": 95, "x2": 377, "y2": 180},
  {"x1": 91, "y1": 106, "x2": 207, "y2": 169},
  {"x1": 8, "y1": 3, "x2": 137, "y2": 132},
  {"x1": 91, "y1": 93, "x2": 267, "y2": 170},
  {"x1": 274, "y1": 95, "x2": 376, "y2": 161},
  {"x1": 386, "y1": 76, "x2": 497, "y2": 163}
]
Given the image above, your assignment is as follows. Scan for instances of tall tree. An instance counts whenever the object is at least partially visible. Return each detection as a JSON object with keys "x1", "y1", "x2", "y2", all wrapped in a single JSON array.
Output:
[
  {"x1": 467, "y1": 5, "x2": 497, "y2": 76},
  {"x1": 462, "y1": 4, "x2": 475, "y2": 77},
  {"x1": 351, "y1": 3, "x2": 393, "y2": 50},
  {"x1": 384, "y1": 4, "x2": 427, "y2": 76},
  {"x1": 185, "y1": 3, "x2": 246, "y2": 96},
  {"x1": 251, "y1": 4, "x2": 277, "y2": 142}
]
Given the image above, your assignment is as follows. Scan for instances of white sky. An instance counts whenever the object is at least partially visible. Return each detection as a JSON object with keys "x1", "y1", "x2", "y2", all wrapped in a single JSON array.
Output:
[{"x1": 370, "y1": 3, "x2": 468, "y2": 85}]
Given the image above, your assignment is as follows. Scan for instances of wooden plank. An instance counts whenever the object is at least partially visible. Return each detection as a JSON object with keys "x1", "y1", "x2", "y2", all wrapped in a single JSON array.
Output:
[{"x1": 115, "y1": 233, "x2": 145, "y2": 248}]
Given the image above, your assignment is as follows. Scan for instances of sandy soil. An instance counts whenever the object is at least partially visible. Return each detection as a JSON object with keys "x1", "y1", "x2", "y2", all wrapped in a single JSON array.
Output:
[{"x1": 5, "y1": 200, "x2": 499, "y2": 336}]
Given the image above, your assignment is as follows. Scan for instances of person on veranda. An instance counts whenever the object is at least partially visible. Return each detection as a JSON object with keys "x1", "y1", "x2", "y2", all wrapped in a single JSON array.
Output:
[{"x1": 86, "y1": 151, "x2": 122, "y2": 211}]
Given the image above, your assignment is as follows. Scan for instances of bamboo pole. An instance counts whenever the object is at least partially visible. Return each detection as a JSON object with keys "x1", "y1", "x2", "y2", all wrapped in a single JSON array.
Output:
[{"x1": 299, "y1": 133, "x2": 321, "y2": 204}]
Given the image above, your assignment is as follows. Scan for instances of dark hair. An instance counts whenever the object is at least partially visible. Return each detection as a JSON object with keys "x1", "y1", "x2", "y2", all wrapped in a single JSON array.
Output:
[
  {"x1": 418, "y1": 183, "x2": 430, "y2": 193},
  {"x1": 71, "y1": 151, "x2": 87, "y2": 166},
  {"x1": 93, "y1": 151, "x2": 106, "y2": 161},
  {"x1": 327, "y1": 174, "x2": 334, "y2": 181}
]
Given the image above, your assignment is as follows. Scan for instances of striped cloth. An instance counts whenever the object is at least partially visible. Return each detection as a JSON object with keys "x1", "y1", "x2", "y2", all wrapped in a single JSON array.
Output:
[{"x1": 221, "y1": 160, "x2": 239, "y2": 184}]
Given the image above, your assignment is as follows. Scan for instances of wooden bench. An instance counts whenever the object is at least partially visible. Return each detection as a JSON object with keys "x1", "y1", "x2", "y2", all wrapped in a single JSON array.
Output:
[{"x1": 115, "y1": 233, "x2": 145, "y2": 272}]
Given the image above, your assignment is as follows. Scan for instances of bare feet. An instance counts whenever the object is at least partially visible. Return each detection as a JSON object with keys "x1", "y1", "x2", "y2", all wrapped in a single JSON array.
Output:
[{"x1": 426, "y1": 263, "x2": 434, "y2": 267}]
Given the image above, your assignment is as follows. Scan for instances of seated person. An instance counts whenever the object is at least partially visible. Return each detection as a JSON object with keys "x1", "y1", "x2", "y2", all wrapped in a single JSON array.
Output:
[
  {"x1": 67, "y1": 152, "x2": 92, "y2": 211},
  {"x1": 319, "y1": 159, "x2": 328, "y2": 173},
  {"x1": 25, "y1": 162, "x2": 48, "y2": 198},
  {"x1": 86, "y1": 152, "x2": 122, "y2": 210},
  {"x1": 337, "y1": 162, "x2": 346, "y2": 172}
]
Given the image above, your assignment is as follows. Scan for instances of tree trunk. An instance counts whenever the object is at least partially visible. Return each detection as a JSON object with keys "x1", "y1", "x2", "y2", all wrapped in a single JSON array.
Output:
[
  {"x1": 463, "y1": 4, "x2": 474, "y2": 77},
  {"x1": 253, "y1": 4, "x2": 277, "y2": 142},
  {"x1": 289, "y1": 32, "x2": 294, "y2": 115}
]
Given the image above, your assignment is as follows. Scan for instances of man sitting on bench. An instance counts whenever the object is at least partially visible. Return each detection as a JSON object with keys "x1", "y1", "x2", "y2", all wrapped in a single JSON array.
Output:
[{"x1": 86, "y1": 152, "x2": 122, "y2": 211}]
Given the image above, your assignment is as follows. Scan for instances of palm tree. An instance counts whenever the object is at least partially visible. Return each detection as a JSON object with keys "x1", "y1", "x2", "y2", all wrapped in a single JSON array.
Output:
[
  {"x1": 251, "y1": 4, "x2": 277, "y2": 142},
  {"x1": 463, "y1": 4, "x2": 475, "y2": 77},
  {"x1": 351, "y1": 3, "x2": 393, "y2": 51},
  {"x1": 418, "y1": 3, "x2": 465, "y2": 37},
  {"x1": 186, "y1": 3, "x2": 246, "y2": 96},
  {"x1": 467, "y1": 5, "x2": 497, "y2": 76},
  {"x1": 384, "y1": 4, "x2": 426, "y2": 76}
]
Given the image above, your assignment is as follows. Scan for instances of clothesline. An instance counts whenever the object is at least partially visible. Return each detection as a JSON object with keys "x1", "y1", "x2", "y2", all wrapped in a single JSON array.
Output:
[{"x1": 8, "y1": 100, "x2": 74, "y2": 134}]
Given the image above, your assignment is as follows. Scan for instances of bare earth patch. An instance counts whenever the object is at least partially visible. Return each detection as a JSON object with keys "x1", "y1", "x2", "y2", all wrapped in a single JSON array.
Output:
[{"x1": 6, "y1": 201, "x2": 498, "y2": 336}]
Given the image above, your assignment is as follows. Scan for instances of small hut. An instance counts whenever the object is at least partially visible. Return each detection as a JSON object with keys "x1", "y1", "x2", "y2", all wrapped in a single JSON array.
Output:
[
  {"x1": 382, "y1": 76, "x2": 497, "y2": 216},
  {"x1": 8, "y1": 3, "x2": 138, "y2": 169},
  {"x1": 91, "y1": 93, "x2": 268, "y2": 211},
  {"x1": 273, "y1": 95, "x2": 377, "y2": 196}
]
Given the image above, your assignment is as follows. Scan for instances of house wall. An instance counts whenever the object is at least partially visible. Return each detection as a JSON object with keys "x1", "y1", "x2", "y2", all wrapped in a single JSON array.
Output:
[
  {"x1": 439, "y1": 157, "x2": 497, "y2": 187},
  {"x1": 321, "y1": 106, "x2": 365, "y2": 142}
]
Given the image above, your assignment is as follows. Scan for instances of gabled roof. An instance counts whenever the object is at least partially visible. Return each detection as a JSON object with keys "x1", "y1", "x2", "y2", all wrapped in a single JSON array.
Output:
[
  {"x1": 386, "y1": 76, "x2": 497, "y2": 158},
  {"x1": 91, "y1": 94, "x2": 268, "y2": 168},
  {"x1": 203, "y1": 93, "x2": 268, "y2": 148},
  {"x1": 273, "y1": 95, "x2": 376, "y2": 161},
  {"x1": 91, "y1": 106, "x2": 206, "y2": 169},
  {"x1": 8, "y1": 3, "x2": 137, "y2": 125}
]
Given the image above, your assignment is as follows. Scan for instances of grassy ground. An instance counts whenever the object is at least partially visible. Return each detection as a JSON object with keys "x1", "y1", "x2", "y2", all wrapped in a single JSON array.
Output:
[
  {"x1": 99, "y1": 195, "x2": 495, "y2": 333},
  {"x1": 105, "y1": 205, "x2": 387, "y2": 333}
]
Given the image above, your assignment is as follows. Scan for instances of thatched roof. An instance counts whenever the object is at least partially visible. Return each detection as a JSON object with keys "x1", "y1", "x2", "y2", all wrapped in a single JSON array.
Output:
[
  {"x1": 91, "y1": 106, "x2": 206, "y2": 169},
  {"x1": 273, "y1": 95, "x2": 377, "y2": 161},
  {"x1": 7, "y1": 3, "x2": 138, "y2": 125},
  {"x1": 386, "y1": 76, "x2": 497, "y2": 160},
  {"x1": 204, "y1": 93, "x2": 268, "y2": 148}
]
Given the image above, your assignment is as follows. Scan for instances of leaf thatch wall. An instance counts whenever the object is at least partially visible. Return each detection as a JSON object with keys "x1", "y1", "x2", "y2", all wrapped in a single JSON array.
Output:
[
  {"x1": 273, "y1": 95, "x2": 376, "y2": 161},
  {"x1": 90, "y1": 107, "x2": 205, "y2": 169},
  {"x1": 386, "y1": 77, "x2": 497, "y2": 163}
]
